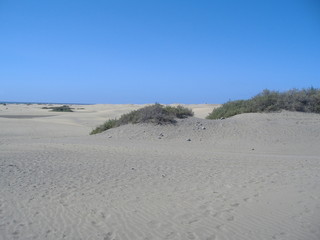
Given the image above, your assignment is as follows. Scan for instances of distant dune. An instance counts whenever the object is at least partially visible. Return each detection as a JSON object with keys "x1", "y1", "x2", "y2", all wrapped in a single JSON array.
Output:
[{"x1": 0, "y1": 104, "x2": 319, "y2": 240}]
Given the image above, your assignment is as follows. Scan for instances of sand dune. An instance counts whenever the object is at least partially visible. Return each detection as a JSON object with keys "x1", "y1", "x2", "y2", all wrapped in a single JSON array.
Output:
[{"x1": 0, "y1": 104, "x2": 320, "y2": 240}]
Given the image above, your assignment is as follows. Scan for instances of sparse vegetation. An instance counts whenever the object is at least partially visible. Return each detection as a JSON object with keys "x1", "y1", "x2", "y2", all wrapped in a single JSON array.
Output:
[
  {"x1": 90, "y1": 119, "x2": 118, "y2": 135},
  {"x1": 207, "y1": 88, "x2": 320, "y2": 119},
  {"x1": 42, "y1": 105, "x2": 74, "y2": 112},
  {"x1": 164, "y1": 105, "x2": 194, "y2": 118},
  {"x1": 90, "y1": 104, "x2": 193, "y2": 134}
]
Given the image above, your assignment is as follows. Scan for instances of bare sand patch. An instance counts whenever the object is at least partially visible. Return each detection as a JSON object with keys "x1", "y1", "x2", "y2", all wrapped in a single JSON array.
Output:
[
  {"x1": 0, "y1": 115, "x2": 56, "y2": 119},
  {"x1": 0, "y1": 104, "x2": 319, "y2": 240}
]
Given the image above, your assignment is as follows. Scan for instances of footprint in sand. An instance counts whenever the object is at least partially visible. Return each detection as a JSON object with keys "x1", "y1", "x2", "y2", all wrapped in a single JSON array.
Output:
[
  {"x1": 147, "y1": 220, "x2": 160, "y2": 229},
  {"x1": 230, "y1": 203, "x2": 240, "y2": 207},
  {"x1": 165, "y1": 231, "x2": 178, "y2": 239},
  {"x1": 186, "y1": 232, "x2": 196, "y2": 239},
  {"x1": 206, "y1": 235, "x2": 216, "y2": 240},
  {"x1": 188, "y1": 218, "x2": 199, "y2": 224},
  {"x1": 203, "y1": 209, "x2": 212, "y2": 216},
  {"x1": 216, "y1": 224, "x2": 225, "y2": 230},
  {"x1": 198, "y1": 204, "x2": 208, "y2": 210},
  {"x1": 272, "y1": 232, "x2": 286, "y2": 239},
  {"x1": 212, "y1": 212, "x2": 221, "y2": 217},
  {"x1": 219, "y1": 211, "x2": 235, "y2": 222},
  {"x1": 103, "y1": 232, "x2": 114, "y2": 240}
]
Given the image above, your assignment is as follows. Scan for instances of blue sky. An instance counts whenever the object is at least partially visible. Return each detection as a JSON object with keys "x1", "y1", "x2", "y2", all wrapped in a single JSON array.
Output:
[{"x1": 0, "y1": 0, "x2": 319, "y2": 104}]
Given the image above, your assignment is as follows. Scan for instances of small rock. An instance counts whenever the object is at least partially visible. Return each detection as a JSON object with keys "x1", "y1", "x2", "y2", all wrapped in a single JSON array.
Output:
[
  {"x1": 131, "y1": 168, "x2": 135, "y2": 170},
  {"x1": 251, "y1": 148, "x2": 255, "y2": 151},
  {"x1": 202, "y1": 127, "x2": 206, "y2": 130},
  {"x1": 187, "y1": 138, "x2": 191, "y2": 141},
  {"x1": 220, "y1": 117, "x2": 225, "y2": 120}
]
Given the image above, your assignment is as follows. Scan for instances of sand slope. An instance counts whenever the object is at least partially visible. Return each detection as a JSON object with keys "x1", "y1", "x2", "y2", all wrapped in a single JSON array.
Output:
[{"x1": 0, "y1": 104, "x2": 320, "y2": 240}]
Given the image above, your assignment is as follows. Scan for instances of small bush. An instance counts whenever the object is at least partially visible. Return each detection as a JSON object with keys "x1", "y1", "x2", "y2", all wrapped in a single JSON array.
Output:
[
  {"x1": 90, "y1": 104, "x2": 194, "y2": 134},
  {"x1": 207, "y1": 100, "x2": 249, "y2": 119},
  {"x1": 118, "y1": 104, "x2": 176, "y2": 125},
  {"x1": 164, "y1": 105, "x2": 194, "y2": 118},
  {"x1": 207, "y1": 88, "x2": 320, "y2": 119},
  {"x1": 90, "y1": 119, "x2": 118, "y2": 135},
  {"x1": 42, "y1": 105, "x2": 74, "y2": 112}
]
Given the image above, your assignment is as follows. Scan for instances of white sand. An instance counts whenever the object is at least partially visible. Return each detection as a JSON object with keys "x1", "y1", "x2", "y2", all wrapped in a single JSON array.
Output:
[{"x1": 0, "y1": 104, "x2": 320, "y2": 240}]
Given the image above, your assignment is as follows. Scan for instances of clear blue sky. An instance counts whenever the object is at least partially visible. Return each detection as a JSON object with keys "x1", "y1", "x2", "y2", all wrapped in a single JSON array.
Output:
[{"x1": 1, "y1": 0, "x2": 319, "y2": 104}]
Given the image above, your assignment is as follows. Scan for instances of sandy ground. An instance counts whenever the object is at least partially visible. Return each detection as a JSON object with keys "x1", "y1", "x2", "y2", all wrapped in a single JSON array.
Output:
[{"x1": 0, "y1": 103, "x2": 320, "y2": 240}]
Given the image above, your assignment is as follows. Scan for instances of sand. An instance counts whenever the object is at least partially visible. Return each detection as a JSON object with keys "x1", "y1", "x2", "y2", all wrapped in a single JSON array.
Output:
[{"x1": 0, "y1": 103, "x2": 320, "y2": 240}]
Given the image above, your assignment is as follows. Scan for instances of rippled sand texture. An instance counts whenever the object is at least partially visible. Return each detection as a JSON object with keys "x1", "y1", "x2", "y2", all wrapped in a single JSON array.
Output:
[{"x1": 1, "y1": 104, "x2": 320, "y2": 240}]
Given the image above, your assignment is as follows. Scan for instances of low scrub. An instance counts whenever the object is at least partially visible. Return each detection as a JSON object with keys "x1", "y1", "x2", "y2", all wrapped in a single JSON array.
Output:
[
  {"x1": 42, "y1": 105, "x2": 74, "y2": 112},
  {"x1": 207, "y1": 88, "x2": 320, "y2": 119},
  {"x1": 90, "y1": 104, "x2": 193, "y2": 134},
  {"x1": 90, "y1": 119, "x2": 118, "y2": 135}
]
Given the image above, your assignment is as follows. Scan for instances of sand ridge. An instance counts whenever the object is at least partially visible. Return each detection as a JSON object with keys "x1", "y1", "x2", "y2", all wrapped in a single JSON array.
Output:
[{"x1": 0, "y1": 104, "x2": 320, "y2": 240}]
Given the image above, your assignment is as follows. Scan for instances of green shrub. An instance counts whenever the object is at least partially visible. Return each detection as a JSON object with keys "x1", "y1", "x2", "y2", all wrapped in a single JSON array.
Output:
[
  {"x1": 90, "y1": 104, "x2": 194, "y2": 134},
  {"x1": 207, "y1": 100, "x2": 249, "y2": 119},
  {"x1": 42, "y1": 105, "x2": 73, "y2": 112},
  {"x1": 164, "y1": 105, "x2": 194, "y2": 118},
  {"x1": 90, "y1": 119, "x2": 118, "y2": 135},
  {"x1": 117, "y1": 104, "x2": 176, "y2": 125},
  {"x1": 207, "y1": 87, "x2": 320, "y2": 119}
]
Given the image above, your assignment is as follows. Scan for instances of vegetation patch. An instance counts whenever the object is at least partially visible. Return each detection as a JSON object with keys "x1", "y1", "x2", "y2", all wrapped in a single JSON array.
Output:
[
  {"x1": 207, "y1": 88, "x2": 320, "y2": 119},
  {"x1": 90, "y1": 104, "x2": 193, "y2": 134},
  {"x1": 42, "y1": 105, "x2": 74, "y2": 112}
]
